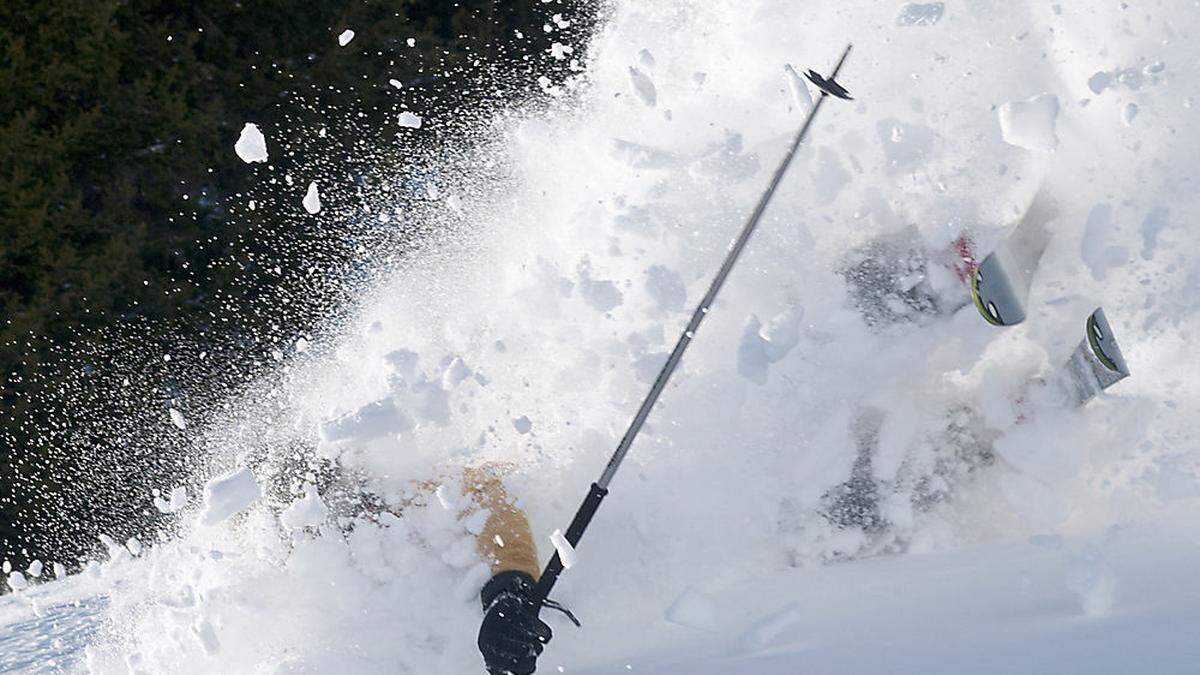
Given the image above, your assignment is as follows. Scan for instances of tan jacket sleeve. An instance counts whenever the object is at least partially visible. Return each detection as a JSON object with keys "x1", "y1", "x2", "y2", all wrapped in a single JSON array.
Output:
[{"x1": 462, "y1": 465, "x2": 540, "y2": 580}]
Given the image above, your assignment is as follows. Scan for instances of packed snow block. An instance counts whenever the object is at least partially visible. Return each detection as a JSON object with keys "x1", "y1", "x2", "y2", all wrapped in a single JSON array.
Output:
[
  {"x1": 198, "y1": 467, "x2": 262, "y2": 526},
  {"x1": 628, "y1": 66, "x2": 657, "y2": 107},
  {"x1": 234, "y1": 123, "x2": 268, "y2": 163},
  {"x1": 303, "y1": 181, "x2": 321, "y2": 214},
  {"x1": 383, "y1": 348, "x2": 420, "y2": 386},
  {"x1": 998, "y1": 93, "x2": 1059, "y2": 151},
  {"x1": 319, "y1": 398, "x2": 412, "y2": 444},
  {"x1": 665, "y1": 587, "x2": 718, "y2": 630},
  {"x1": 280, "y1": 485, "x2": 329, "y2": 530},
  {"x1": 441, "y1": 356, "x2": 472, "y2": 389},
  {"x1": 784, "y1": 64, "x2": 814, "y2": 112},
  {"x1": 737, "y1": 308, "x2": 802, "y2": 384}
]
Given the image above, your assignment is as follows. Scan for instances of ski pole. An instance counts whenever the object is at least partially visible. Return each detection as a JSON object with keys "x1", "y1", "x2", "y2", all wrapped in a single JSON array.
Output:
[{"x1": 532, "y1": 44, "x2": 856, "y2": 606}]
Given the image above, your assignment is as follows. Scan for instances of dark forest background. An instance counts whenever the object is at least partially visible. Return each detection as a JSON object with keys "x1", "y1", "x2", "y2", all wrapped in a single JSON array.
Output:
[{"x1": 0, "y1": 0, "x2": 595, "y2": 587}]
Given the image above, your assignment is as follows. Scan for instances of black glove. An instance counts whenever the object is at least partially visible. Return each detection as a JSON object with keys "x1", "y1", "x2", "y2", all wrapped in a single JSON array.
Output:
[{"x1": 477, "y1": 571, "x2": 553, "y2": 675}]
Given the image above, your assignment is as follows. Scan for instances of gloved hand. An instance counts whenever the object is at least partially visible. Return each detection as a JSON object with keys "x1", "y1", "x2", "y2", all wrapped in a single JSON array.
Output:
[{"x1": 477, "y1": 571, "x2": 553, "y2": 675}]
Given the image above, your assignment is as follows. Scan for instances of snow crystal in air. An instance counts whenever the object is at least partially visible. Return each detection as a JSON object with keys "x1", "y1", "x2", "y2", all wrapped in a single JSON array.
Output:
[
  {"x1": 338, "y1": 29, "x2": 355, "y2": 47},
  {"x1": 784, "y1": 64, "x2": 814, "y2": 112},
  {"x1": 398, "y1": 111, "x2": 423, "y2": 129},
  {"x1": 198, "y1": 467, "x2": 262, "y2": 526},
  {"x1": 549, "y1": 529, "x2": 576, "y2": 569},
  {"x1": 997, "y1": 93, "x2": 1059, "y2": 151},
  {"x1": 628, "y1": 66, "x2": 658, "y2": 107},
  {"x1": 303, "y1": 181, "x2": 321, "y2": 214},
  {"x1": 897, "y1": 2, "x2": 945, "y2": 26},
  {"x1": 168, "y1": 407, "x2": 187, "y2": 430},
  {"x1": 233, "y1": 123, "x2": 268, "y2": 163},
  {"x1": 665, "y1": 587, "x2": 718, "y2": 629},
  {"x1": 280, "y1": 485, "x2": 329, "y2": 530}
]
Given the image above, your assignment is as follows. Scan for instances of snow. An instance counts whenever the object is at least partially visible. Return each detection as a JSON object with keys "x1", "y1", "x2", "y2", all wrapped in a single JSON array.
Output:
[
  {"x1": 512, "y1": 415, "x2": 533, "y2": 434},
  {"x1": 338, "y1": 29, "x2": 355, "y2": 47},
  {"x1": 6, "y1": 572, "x2": 27, "y2": 591},
  {"x1": 197, "y1": 467, "x2": 262, "y2": 526},
  {"x1": 303, "y1": 181, "x2": 321, "y2": 214},
  {"x1": 27, "y1": 560, "x2": 42, "y2": 578},
  {"x1": 153, "y1": 485, "x2": 187, "y2": 513},
  {"x1": 233, "y1": 123, "x2": 268, "y2": 163},
  {"x1": 665, "y1": 587, "x2": 718, "y2": 629},
  {"x1": 628, "y1": 66, "x2": 657, "y2": 107},
  {"x1": 997, "y1": 93, "x2": 1060, "y2": 151},
  {"x1": 549, "y1": 529, "x2": 576, "y2": 569},
  {"x1": 388, "y1": 78, "x2": 403, "y2": 89},
  {"x1": 168, "y1": 407, "x2": 187, "y2": 430},
  {"x1": 9, "y1": 1, "x2": 1200, "y2": 673},
  {"x1": 397, "y1": 111, "x2": 423, "y2": 129},
  {"x1": 783, "y1": 64, "x2": 813, "y2": 112},
  {"x1": 280, "y1": 485, "x2": 329, "y2": 530}
]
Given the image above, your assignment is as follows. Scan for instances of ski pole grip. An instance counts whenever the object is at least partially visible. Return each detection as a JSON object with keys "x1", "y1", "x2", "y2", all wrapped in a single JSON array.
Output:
[{"x1": 533, "y1": 482, "x2": 608, "y2": 604}]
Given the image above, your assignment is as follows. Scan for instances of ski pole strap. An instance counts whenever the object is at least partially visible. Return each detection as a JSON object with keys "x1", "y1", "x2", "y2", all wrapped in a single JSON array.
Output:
[{"x1": 533, "y1": 482, "x2": 608, "y2": 604}]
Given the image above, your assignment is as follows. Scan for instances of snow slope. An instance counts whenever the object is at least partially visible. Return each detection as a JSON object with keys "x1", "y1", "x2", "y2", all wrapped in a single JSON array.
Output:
[{"x1": 5, "y1": 0, "x2": 1200, "y2": 673}]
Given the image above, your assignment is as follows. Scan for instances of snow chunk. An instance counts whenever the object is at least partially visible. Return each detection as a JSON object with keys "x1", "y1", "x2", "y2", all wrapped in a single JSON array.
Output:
[
  {"x1": 784, "y1": 64, "x2": 813, "y2": 112},
  {"x1": 997, "y1": 93, "x2": 1059, "y2": 151},
  {"x1": 303, "y1": 181, "x2": 321, "y2": 214},
  {"x1": 199, "y1": 467, "x2": 262, "y2": 526},
  {"x1": 192, "y1": 619, "x2": 220, "y2": 655},
  {"x1": 154, "y1": 485, "x2": 188, "y2": 514},
  {"x1": 6, "y1": 571, "x2": 27, "y2": 591},
  {"x1": 169, "y1": 407, "x2": 187, "y2": 430},
  {"x1": 337, "y1": 29, "x2": 355, "y2": 47},
  {"x1": 234, "y1": 123, "x2": 268, "y2": 163},
  {"x1": 1121, "y1": 102, "x2": 1139, "y2": 126},
  {"x1": 27, "y1": 560, "x2": 42, "y2": 578},
  {"x1": 512, "y1": 415, "x2": 533, "y2": 435},
  {"x1": 126, "y1": 537, "x2": 142, "y2": 557},
  {"x1": 388, "y1": 78, "x2": 403, "y2": 89},
  {"x1": 550, "y1": 42, "x2": 573, "y2": 60},
  {"x1": 280, "y1": 485, "x2": 329, "y2": 530},
  {"x1": 549, "y1": 529, "x2": 576, "y2": 569},
  {"x1": 319, "y1": 398, "x2": 412, "y2": 444},
  {"x1": 666, "y1": 587, "x2": 718, "y2": 629},
  {"x1": 398, "y1": 111, "x2": 423, "y2": 129},
  {"x1": 897, "y1": 3, "x2": 945, "y2": 26},
  {"x1": 52, "y1": 562, "x2": 66, "y2": 579},
  {"x1": 442, "y1": 357, "x2": 472, "y2": 388},
  {"x1": 628, "y1": 66, "x2": 657, "y2": 107}
]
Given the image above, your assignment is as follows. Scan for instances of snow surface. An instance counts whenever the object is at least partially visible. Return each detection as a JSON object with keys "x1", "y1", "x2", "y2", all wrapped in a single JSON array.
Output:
[{"x1": 6, "y1": 1, "x2": 1200, "y2": 673}]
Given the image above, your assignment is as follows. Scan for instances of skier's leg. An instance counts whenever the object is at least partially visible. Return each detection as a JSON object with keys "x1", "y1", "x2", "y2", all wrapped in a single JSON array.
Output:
[{"x1": 462, "y1": 464, "x2": 540, "y2": 579}]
